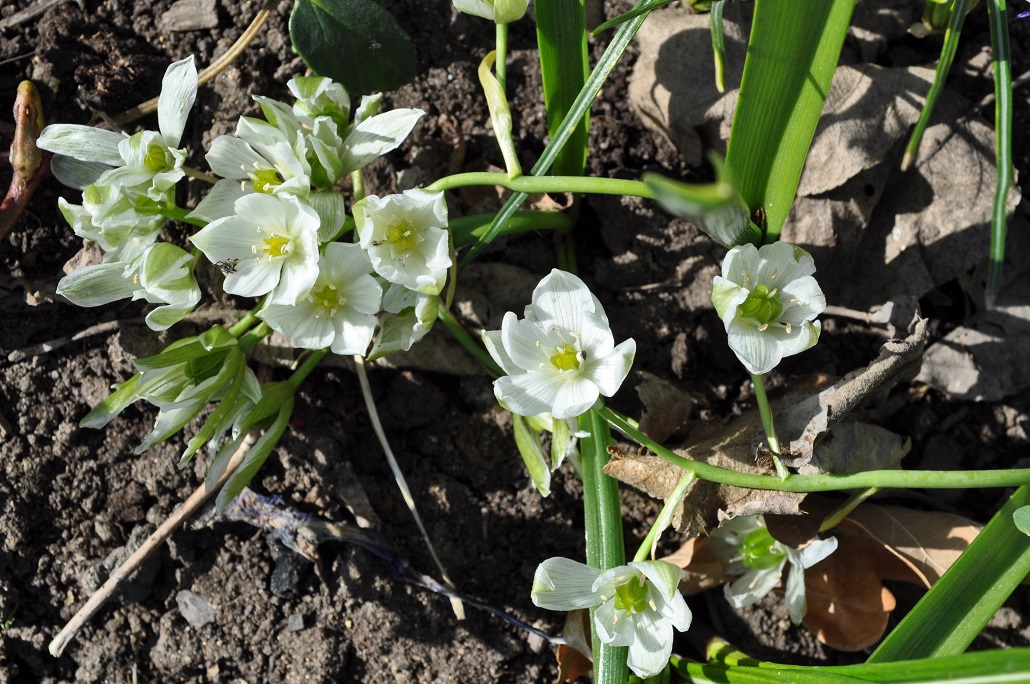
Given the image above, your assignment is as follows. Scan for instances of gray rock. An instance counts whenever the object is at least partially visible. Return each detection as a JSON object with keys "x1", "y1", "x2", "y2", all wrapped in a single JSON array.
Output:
[{"x1": 175, "y1": 590, "x2": 216, "y2": 629}]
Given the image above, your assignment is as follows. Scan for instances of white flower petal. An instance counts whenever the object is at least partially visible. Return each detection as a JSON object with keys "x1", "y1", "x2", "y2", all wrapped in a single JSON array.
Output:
[
  {"x1": 551, "y1": 375, "x2": 600, "y2": 420},
  {"x1": 712, "y1": 276, "x2": 747, "y2": 320},
  {"x1": 795, "y1": 535, "x2": 838, "y2": 569},
  {"x1": 726, "y1": 319, "x2": 783, "y2": 375},
  {"x1": 593, "y1": 600, "x2": 636, "y2": 647},
  {"x1": 583, "y1": 338, "x2": 635, "y2": 397},
  {"x1": 494, "y1": 372, "x2": 564, "y2": 418},
  {"x1": 577, "y1": 310, "x2": 616, "y2": 359},
  {"x1": 753, "y1": 241, "x2": 816, "y2": 289},
  {"x1": 260, "y1": 301, "x2": 334, "y2": 349},
  {"x1": 724, "y1": 562, "x2": 785, "y2": 608},
  {"x1": 330, "y1": 309, "x2": 377, "y2": 355},
  {"x1": 626, "y1": 610, "x2": 675, "y2": 678},
  {"x1": 158, "y1": 55, "x2": 198, "y2": 146},
  {"x1": 188, "y1": 178, "x2": 248, "y2": 223},
  {"x1": 530, "y1": 557, "x2": 602, "y2": 611},
  {"x1": 57, "y1": 263, "x2": 138, "y2": 307},
  {"x1": 720, "y1": 244, "x2": 757, "y2": 284},
  {"x1": 778, "y1": 275, "x2": 827, "y2": 325},
  {"x1": 339, "y1": 109, "x2": 424, "y2": 174},
  {"x1": 50, "y1": 156, "x2": 112, "y2": 190},
  {"x1": 633, "y1": 561, "x2": 684, "y2": 603},
  {"x1": 483, "y1": 330, "x2": 521, "y2": 376},
  {"x1": 529, "y1": 269, "x2": 593, "y2": 333},
  {"x1": 207, "y1": 135, "x2": 265, "y2": 179},
  {"x1": 503, "y1": 314, "x2": 557, "y2": 371},
  {"x1": 784, "y1": 556, "x2": 808, "y2": 624},
  {"x1": 36, "y1": 125, "x2": 125, "y2": 165}
]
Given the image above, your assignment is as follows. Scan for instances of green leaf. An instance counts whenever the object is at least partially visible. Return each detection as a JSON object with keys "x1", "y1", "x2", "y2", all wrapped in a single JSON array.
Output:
[
  {"x1": 1014, "y1": 506, "x2": 1030, "y2": 535},
  {"x1": 478, "y1": 51, "x2": 522, "y2": 178},
  {"x1": 79, "y1": 373, "x2": 141, "y2": 429},
  {"x1": 289, "y1": 0, "x2": 416, "y2": 95},
  {"x1": 644, "y1": 169, "x2": 760, "y2": 249},
  {"x1": 461, "y1": 0, "x2": 654, "y2": 268},
  {"x1": 710, "y1": 0, "x2": 727, "y2": 93},
  {"x1": 535, "y1": 0, "x2": 589, "y2": 177},
  {"x1": 724, "y1": 0, "x2": 855, "y2": 241},
  {"x1": 868, "y1": 485, "x2": 1030, "y2": 661},
  {"x1": 512, "y1": 413, "x2": 551, "y2": 497},
  {"x1": 675, "y1": 648, "x2": 1030, "y2": 683},
  {"x1": 985, "y1": 0, "x2": 1014, "y2": 308},
  {"x1": 216, "y1": 393, "x2": 295, "y2": 512},
  {"x1": 178, "y1": 350, "x2": 247, "y2": 467}
]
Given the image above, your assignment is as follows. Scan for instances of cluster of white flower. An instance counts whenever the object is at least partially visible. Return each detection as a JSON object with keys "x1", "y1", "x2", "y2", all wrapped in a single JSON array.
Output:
[{"x1": 39, "y1": 55, "x2": 448, "y2": 359}]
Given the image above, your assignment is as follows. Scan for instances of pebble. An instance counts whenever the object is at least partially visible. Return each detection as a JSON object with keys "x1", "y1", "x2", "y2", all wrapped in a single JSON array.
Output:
[{"x1": 176, "y1": 590, "x2": 216, "y2": 629}]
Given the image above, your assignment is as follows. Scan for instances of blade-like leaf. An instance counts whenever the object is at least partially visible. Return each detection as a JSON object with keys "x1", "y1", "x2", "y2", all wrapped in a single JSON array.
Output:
[
  {"x1": 724, "y1": 0, "x2": 855, "y2": 240},
  {"x1": 289, "y1": 0, "x2": 416, "y2": 95},
  {"x1": 512, "y1": 413, "x2": 551, "y2": 496},
  {"x1": 535, "y1": 0, "x2": 589, "y2": 177},
  {"x1": 868, "y1": 485, "x2": 1030, "y2": 661}
]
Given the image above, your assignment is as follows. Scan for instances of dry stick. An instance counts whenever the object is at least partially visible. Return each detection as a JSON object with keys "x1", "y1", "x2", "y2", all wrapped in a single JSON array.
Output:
[
  {"x1": 353, "y1": 356, "x2": 466, "y2": 620},
  {"x1": 48, "y1": 434, "x2": 255, "y2": 657},
  {"x1": 7, "y1": 309, "x2": 253, "y2": 363},
  {"x1": 112, "y1": 0, "x2": 277, "y2": 127}
]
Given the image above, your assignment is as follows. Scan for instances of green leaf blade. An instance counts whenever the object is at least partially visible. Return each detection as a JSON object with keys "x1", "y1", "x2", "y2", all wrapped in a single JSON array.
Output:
[{"x1": 289, "y1": 0, "x2": 416, "y2": 95}]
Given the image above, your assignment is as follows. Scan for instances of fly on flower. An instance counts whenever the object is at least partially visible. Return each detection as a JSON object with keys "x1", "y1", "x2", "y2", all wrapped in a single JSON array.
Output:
[{"x1": 216, "y1": 258, "x2": 242, "y2": 275}]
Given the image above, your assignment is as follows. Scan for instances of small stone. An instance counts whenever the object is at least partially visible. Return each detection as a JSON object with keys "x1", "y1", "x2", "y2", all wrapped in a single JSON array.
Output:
[
  {"x1": 285, "y1": 614, "x2": 305, "y2": 633},
  {"x1": 159, "y1": 0, "x2": 219, "y2": 32},
  {"x1": 176, "y1": 590, "x2": 216, "y2": 629}
]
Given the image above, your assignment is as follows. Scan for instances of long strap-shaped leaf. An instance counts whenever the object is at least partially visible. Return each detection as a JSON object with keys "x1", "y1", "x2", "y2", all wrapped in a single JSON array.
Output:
[
  {"x1": 986, "y1": 0, "x2": 1013, "y2": 308},
  {"x1": 724, "y1": 0, "x2": 855, "y2": 241},
  {"x1": 535, "y1": 0, "x2": 589, "y2": 177},
  {"x1": 460, "y1": 0, "x2": 652, "y2": 268},
  {"x1": 867, "y1": 485, "x2": 1030, "y2": 661}
]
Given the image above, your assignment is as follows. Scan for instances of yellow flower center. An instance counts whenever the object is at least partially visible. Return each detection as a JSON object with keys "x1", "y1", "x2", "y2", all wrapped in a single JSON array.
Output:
[
  {"x1": 384, "y1": 221, "x2": 420, "y2": 255},
  {"x1": 613, "y1": 576, "x2": 650, "y2": 615},
  {"x1": 251, "y1": 168, "x2": 283, "y2": 194},
  {"x1": 310, "y1": 283, "x2": 345, "y2": 318},
  {"x1": 262, "y1": 234, "x2": 291, "y2": 258},
  {"x1": 549, "y1": 343, "x2": 581, "y2": 372}
]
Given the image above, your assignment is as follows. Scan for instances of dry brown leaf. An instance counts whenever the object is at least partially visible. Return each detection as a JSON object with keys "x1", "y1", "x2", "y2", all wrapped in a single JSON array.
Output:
[
  {"x1": 555, "y1": 609, "x2": 592, "y2": 683},
  {"x1": 636, "y1": 371, "x2": 695, "y2": 443},
  {"x1": 801, "y1": 523, "x2": 904, "y2": 651},
  {"x1": 846, "y1": 504, "x2": 981, "y2": 586},
  {"x1": 605, "y1": 409, "x2": 804, "y2": 536}
]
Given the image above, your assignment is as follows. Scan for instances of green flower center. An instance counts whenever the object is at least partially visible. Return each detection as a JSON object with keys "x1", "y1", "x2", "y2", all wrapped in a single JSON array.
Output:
[
  {"x1": 143, "y1": 144, "x2": 170, "y2": 173},
  {"x1": 739, "y1": 527, "x2": 787, "y2": 570},
  {"x1": 736, "y1": 283, "x2": 783, "y2": 330},
  {"x1": 383, "y1": 221, "x2": 421, "y2": 255},
  {"x1": 251, "y1": 168, "x2": 283, "y2": 194},
  {"x1": 613, "y1": 577, "x2": 650, "y2": 615},
  {"x1": 262, "y1": 234, "x2": 291, "y2": 258},
  {"x1": 549, "y1": 343, "x2": 581, "y2": 372},
  {"x1": 310, "y1": 283, "x2": 345, "y2": 317}
]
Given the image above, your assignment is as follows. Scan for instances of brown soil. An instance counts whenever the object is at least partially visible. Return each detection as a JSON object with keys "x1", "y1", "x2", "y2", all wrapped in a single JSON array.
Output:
[{"x1": 2, "y1": 1, "x2": 1029, "y2": 682}]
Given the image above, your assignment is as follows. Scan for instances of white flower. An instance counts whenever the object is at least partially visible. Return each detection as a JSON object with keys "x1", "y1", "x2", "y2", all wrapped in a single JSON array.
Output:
[
  {"x1": 38, "y1": 56, "x2": 198, "y2": 200},
  {"x1": 453, "y1": 0, "x2": 529, "y2": 23},
  {"x1": 258, "y1": 242, "x2": 383, "y2": 355},
  {"x1": 532, "y1": 557, "x2": 691, "y2": 678},
  {"x1": 189, "y1": 193, "x2": 320, "y2": 305},
  {"x1": 356, "y1": 189, "x2": 451, "y2": 296},
  {"x1": 710, "y1": 515, "x2": 837, "y2": 624},
  {"x1": 711, "y1": 242, "x2": 826, "y2": 375},
  {"x1": 367, "y1": 281, "x2": 440, "y2": 359},
  {"x1": 56, "y1": 242, "x2": 201, "y2": 331},
  {"x1": 483, "y1": 269, "x2": 635, "y2": 420}
]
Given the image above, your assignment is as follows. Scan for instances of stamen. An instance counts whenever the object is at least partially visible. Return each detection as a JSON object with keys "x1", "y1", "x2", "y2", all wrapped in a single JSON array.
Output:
[
  {"x1": 785, "y1": 322, "x2": 792, "y2": 334},
  {"x1": 791, "y1": 298, "x2": 804, "y2": 306},
  {"x1": 770, "y1": 267, "x2": 779, "y2": 279},
  {"x1": 758, "y1": 323, "x2": 769, "y2": 332},
  {"x1": 742, "y1": 270, "x2": 751, "y2": 282},
  {"x1": 649, "y1": 599, "x2": 657, "y2": 612}
]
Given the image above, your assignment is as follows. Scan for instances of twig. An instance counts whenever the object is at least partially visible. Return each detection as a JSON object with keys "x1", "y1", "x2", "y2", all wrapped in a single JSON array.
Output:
[
  {"x1": 48, "y1": 434, "x2": 254, "y2": 657},
  {"x1": 112, "y1": 0, "x2": 277, "y2": 128},
  {"x1": 353, "y1": 356, "x2": 466, "y2": 620},
  {"x1": 0, "y1": 0, "x2": 78, "y2": 29},
  {"x1": 6, "y1": 309, "x2": 252, "y2": 363}
]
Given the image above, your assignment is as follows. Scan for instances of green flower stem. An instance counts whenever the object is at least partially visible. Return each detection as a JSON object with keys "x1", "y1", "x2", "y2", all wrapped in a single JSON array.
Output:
[
  {"x1": 351, "y1": 169, "x2": 365, "y2": 203},
  {"x1": 580, "y1": 403, "x2": 628, "y2": 684},
  {"x1": 157, "y1": 205, "x2": 207, "y2": 228},
  {"x1": 751, "y1": 372, "x2": 789, "y2": 480},
  {"x1": 436, "y1": 307, "x2": 503, "y2": 376},
  {"x1": 496, "y1": 23, "x2": 509, "y2": 95},
  {"x1": 237, "y1": 322, "x2": 271, "y2": 354},
  {"x1": 424, "y1": 172, "x2": 656, "y2": 199},
  {"x1": 633, "y1": 471, "x2": 695, "y2": 563},
  {"x1": 449, "y1": 210, "x2": 572, "y2": 248},
  {"x1": 227, "y1": 309, "x2": 260, "y2": 338},
  {"x1": 288, "y1": 348, "x2": 330, "y2": 389},
  {"x1": 598, "y1": 405, "x2": 1030, "y2": 492}
]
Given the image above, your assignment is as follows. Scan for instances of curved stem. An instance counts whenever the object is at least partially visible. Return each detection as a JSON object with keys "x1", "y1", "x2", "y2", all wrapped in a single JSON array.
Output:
[
  {"x1": 495, "y1": 23, "x2": 509, "y2": 95},
  {"x1": 599, "y1": 406, "x2": 1030, "y2": 492},
  {"x1": 425, "y1": 172, "x2": 656, "y2": 199},
  {"x1": 751, "y1": 372, "x2": 788, "y2": 480}
]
